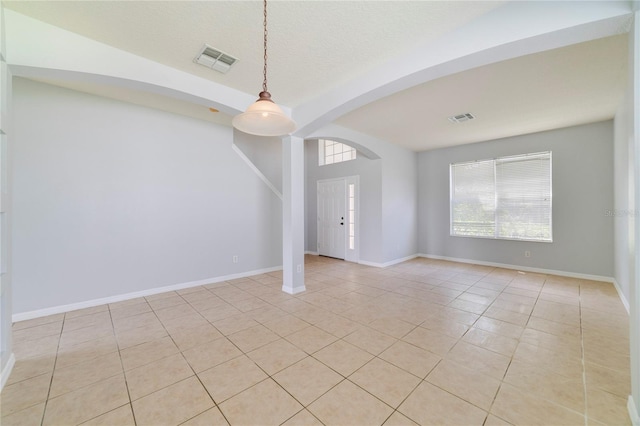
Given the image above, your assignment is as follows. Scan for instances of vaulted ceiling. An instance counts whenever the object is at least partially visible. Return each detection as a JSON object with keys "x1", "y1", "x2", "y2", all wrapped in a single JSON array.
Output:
[{"x1": 4, "y1": 1, "x2": 632, "y2": 151}]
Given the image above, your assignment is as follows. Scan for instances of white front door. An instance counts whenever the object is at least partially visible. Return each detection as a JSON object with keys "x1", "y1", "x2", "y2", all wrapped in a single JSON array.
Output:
[{"x1": 317, "y1": 179, "x2": 346, "y2": 259}]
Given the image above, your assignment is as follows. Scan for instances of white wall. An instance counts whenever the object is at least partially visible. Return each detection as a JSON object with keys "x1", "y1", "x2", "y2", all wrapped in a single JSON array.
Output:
[
  {"x1": 305, "y1": 138, "x2": 383, "y2": 263},
  {"x1": 381, "y1": 144, "x2": 418, "y2": 263},
  {"x1": 233, "y1": 130, "x2": 283, "y2": 196},
  {"x1": 12, "y1": 78, "x2": 283, "y2": 316},
  {"x1": 418, "y1": 121, "x2": 615, "y2": 279},
  {"x1": 305, "y1": 124, "x2": 418, "y2": 266}
]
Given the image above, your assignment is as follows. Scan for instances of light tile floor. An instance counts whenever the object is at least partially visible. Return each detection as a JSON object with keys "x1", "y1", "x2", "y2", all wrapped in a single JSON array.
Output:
[{"x1": 1, "y1": 256, "x2": 632, "y2": 425}]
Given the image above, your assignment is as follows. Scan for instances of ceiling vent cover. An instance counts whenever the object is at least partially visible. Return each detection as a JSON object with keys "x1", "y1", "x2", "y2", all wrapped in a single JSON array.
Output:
[
  {"x1": 194, "y1": 44, "x2": 237, "y2": 74},
  {"x1": 448, "y1": 113, "x2": 475, "y2": 123}
]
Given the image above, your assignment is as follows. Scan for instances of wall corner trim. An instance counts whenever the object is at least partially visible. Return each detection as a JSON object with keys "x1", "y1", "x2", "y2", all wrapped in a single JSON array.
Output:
[
  {"x1": 612, "y1": 278, "x2": 631, "y2": 314},
  {"x1": 629, "y1": 395, "x2": 640, "y2": 426},
  {"x1": 232, "y1": 143, "x2": 283, "y2": 200},
  {"x1": 12, "y1": 266, "x2": 283, "y2": 323},
  {"x1": 1, "y1": 353, "x2": 15, "y2": 392}
]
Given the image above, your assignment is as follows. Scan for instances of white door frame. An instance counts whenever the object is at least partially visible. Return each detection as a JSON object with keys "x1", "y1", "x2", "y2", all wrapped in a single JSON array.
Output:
[{"x1": 317, "y1": 176, "x2": 359, "y2": 263}]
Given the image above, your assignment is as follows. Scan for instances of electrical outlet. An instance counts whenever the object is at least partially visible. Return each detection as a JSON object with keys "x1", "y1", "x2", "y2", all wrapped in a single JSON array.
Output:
[
  {"x1": 233, "y1": 255, "x2": 238, "y2": 263},
  {"x1": 524, "y1": 251, "x2": 531, "y2": 258},
  {"x1": 297, "y1": 264, "x2": 302, "y2": 273}
]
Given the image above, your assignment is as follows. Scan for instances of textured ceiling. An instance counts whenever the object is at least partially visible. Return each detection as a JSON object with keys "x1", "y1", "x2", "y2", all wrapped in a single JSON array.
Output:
[
  {"x1": 4, "y1": 0, "x2": 503, "y2": 107},
  {"x1": 4, "y1": 1, "x2": 631, "y2": 151},
  {"x1": 336, "y1": 34, "x2": 629, "y2": 151}
]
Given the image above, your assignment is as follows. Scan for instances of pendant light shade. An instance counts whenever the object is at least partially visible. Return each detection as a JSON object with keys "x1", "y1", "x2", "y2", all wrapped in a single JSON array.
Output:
[
  {"x1": 232, "y1": 0, "x2": 296, "y2": 137},
  {"x1": 232, "y1": 91, "x2": 296, "y2": 136}
]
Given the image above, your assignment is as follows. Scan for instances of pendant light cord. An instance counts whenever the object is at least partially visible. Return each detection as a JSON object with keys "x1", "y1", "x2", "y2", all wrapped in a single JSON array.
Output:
[
  {"x1": 262, "y1": 0, "x2": 268, "y2": 93},
  {"x1": 231, "y1": 0, "x2": 295, "y2": 136}
]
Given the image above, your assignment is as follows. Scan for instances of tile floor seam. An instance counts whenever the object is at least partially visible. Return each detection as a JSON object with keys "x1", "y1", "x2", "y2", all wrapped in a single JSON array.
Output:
[
  {"x1": 108, "y1": 303, "x2": 138, "y2": 426},
  {"x1": 379, "y1": 409, "x2": 398, "y2": 426},
  {"x1": 464, "y1": 270, "x2": 538, "y2": 425},
  {"x1": 314, "y1": 376, "x2": 397, "y2": 423},
  {"x1": 484, "y1": 380, "x2": 507, "y2": 424},
  {"x1": 263, "y1": 374, "x2": 324, "y2": 424},
  {"x1": 39, "y1": 311, "x2": 65, "y2": 426},
  {"x1": 266, "y1": 374, "x2": 309, "y2": 407},
  {"x1": 191, "y1": 367, "x2": 234, "y2": 425},
  {"x1": 397, "y1": 378, "x2": 485, "y2": 426},
  {"x1": 127, "y1": 304, "x2": 216, "y2": 420},
  {"x1": 422, "y1": 371, "x2": 493, "y2": 416},
  {"x1": 579, "y1": 284, "x2": 589, "y2": 426},
  {"x1": 348, "y1": 367, "x2": 424, "y2": 411},
  {"x1": 283, "y1": 372, "x2": 347, "y2": 411}
]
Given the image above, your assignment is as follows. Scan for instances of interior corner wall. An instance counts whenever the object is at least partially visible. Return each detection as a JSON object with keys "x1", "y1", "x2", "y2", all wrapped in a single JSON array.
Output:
[
  {"x1": 233, "y1": 130, "x2": 283, "y2": 195},
  {"x1": 418, "y1": 120, "x2": 614, "y2": 278},
  {"x1": 11, "y1": 78, "x2": 282, "y2": 316},
  {"x1": 305, "y1": 138, "x2": 383, "y2": 263},
  {"x1": 304, "y1": 124, "x2": 418, "y2": 266},
  {"x1": 381, "y1": 144, "x2": 418, "y2": 263}
]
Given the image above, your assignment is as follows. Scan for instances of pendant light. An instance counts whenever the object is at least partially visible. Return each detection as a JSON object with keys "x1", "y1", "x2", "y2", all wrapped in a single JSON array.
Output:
[{"x1": 232, "y1": 0, "x2": 296, "y2": 137}]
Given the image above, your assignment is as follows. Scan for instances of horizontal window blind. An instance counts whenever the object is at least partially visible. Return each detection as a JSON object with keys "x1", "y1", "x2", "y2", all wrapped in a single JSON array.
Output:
[
  {"x1": 450, "y1": 152, "x2": 552, "y2": 242},
  {"x1": 451, "y1": 159, "x2": 495, "y2": 237}
]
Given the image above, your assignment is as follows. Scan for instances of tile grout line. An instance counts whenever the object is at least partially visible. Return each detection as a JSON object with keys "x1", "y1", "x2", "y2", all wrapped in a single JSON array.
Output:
[
  {"x1": 218, "y1": 278, "x2": 331, "y2": 425},
  {"x1": 579, "y1": 284, "x2": 589, "y2": 426},
  {"x1": 123, "y1": 291, "x2": 210, "y2": 424},
  {"x1": 39, "y1": 312, "x2": 65, "y2": 426},
  {"x1": 474, "y1": 267, "x2": 524, "y2": 425},
  {"x1": 206, "y1": 277, "x2": 325, "y2": 423},
  {"x1": 247, "y1": 279, "x2": 413, "y2": 426},
  {"x1": 404, "y1": 266, "x2": 506, "y2": 423},
  {"x1": 108, "y1": 303, "x2": 138, "y2": 426},
  {"x1": 165, "y1": 289, "x2": 234, "y2": 425}
]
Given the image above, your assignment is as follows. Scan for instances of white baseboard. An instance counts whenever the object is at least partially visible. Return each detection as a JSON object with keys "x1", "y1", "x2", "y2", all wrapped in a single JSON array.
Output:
[
  {"x1": 612, "y1": 279, "x2": 631, "y2": 315},
  {"x1": 418, "y1": 253, "x2": 615, "y2": 283},
  {"x1": 305, "y1": 251, "x2": 319, "y2": 256},
  {"x1": 1, "y1": 353, "x2": 15, "y2": 392},
  {"x1": 419, "y1": 254, "x2": 633, "y2": 317},
  {"x1": 282, "y1": 285, "x2": 306, "y2": 295},
  {"x1": 359, "y1": 254, "x2": 419, "y2": 268},
  {"x1": 629, "y1": 395, "x2": 640, "y2": 426},
  {"x1": 12, "y1": 266, "x2": 283, "y2": 323}
]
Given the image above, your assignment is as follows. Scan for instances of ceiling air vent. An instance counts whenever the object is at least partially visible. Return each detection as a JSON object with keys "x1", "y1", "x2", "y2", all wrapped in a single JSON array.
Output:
[
  {"x1": 194, "y1": 44, "x2": 237, "y2": 74},
  {"x1": 448, "y1": 113, "x2": 475, "y2": 123}
]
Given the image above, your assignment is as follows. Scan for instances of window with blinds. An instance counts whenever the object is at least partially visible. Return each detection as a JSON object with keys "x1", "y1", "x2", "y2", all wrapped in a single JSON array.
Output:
[{"x1": 450, "y1": 151, "x2": 552, "y2": 242}]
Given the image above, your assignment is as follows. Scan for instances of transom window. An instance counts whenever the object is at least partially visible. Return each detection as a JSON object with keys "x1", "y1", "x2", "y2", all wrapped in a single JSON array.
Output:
[
  {"x1": 450, "y1": 151, "x2": 552, "y2": 242},
  {"x1": 319, "y1": 139, "x2": 356, "y2": 166}
]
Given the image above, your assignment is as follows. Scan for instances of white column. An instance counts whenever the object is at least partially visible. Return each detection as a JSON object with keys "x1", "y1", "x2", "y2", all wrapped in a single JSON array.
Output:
[
  {"x1": 282, "y1": 135, "x2": 305, "y2": 294},
  {"x1": 0, "y1": 1, "x2": 14, "y2": 391},
  {"x1": 631, "y1": 5, "x2": 640, "y2": 424}
]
